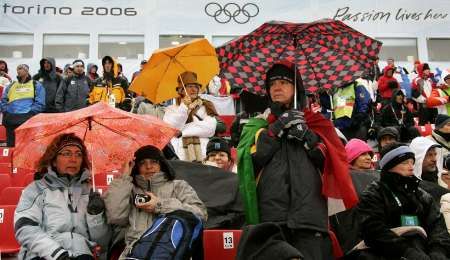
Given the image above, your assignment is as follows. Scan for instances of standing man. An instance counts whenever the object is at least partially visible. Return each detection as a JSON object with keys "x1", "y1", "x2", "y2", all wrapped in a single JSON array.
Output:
[
  {"x1": 33, "y1": 57, "x2": 62, "y2": 113},
  {"x1": 89, "y1": 56, "x2": 128, "y2": 109},
  {"x1": 412, "y1": 63, "x2": 437, "y2": 125},
  {"x1": 55, "y1": 60, "x2": 91, "y2": 112},
  {"x1": 1, "y1": 64, "x2": 45, "y2": 146},
  {"x1": 237, "y1": 61, "x2": 357, "y2": 259},
  {"x1": 163, "y1": 71, "x2": 218, "y2": 162},
  {"x1": 131, "y1": 59, "x2": 147, "y2": 83}
]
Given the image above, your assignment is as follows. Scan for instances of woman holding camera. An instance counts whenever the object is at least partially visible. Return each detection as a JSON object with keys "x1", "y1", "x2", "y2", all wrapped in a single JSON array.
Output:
[{"x1": 104, "y1": 145, "x2": 207, "y2": 258}]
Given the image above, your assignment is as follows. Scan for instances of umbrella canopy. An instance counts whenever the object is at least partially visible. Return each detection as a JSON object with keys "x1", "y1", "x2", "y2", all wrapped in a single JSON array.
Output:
[
  {"x1": 130, "y1": 38, "x2": 220, "y2": 104},
  {"x1": 14, "y1": 102, "x2": 178, "y2": 174},
  {"x1": 217, "y1": 19, "x2": 382, "y2": 94}
]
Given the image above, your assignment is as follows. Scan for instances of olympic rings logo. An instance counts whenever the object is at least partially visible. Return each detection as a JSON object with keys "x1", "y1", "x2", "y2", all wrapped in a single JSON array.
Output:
[{"x1": 204, "y1": 2, "x2": 259, "y2": 24}]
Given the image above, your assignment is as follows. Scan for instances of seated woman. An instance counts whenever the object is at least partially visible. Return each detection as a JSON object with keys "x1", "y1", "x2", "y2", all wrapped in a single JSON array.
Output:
[
  {"x1": 104, "y1": 145, "x2": 207, "y2": 258},
  {"x1": 14, "y1": 133, "x2": 110, "y2": 260},
  {"x1": 356, "y1": 142, "x2": 450, "y2": 259},
  {"x1": 203, "y1": 137, "x2": 236, "y2": 173}
]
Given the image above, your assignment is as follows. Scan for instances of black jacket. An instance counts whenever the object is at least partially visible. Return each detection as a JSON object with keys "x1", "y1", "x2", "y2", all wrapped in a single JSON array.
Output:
[
  {"x1": 32, "y1": 57, "x2": 62, "y2": 112},
  {"x1": 252, "y1": 130, "x2": 328, "y2": 233},
  {"x1": 379, "y1": 91, "x2": 415, "y2": 128},
  {"x1": 356, "y1": 173, "x2": 450, "y2": 258}
]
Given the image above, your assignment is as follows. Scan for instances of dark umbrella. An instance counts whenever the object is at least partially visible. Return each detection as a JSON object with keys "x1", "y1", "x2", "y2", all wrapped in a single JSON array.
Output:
[{"x1": 216, "y1": 19, "x2": 382, "y2": 94}]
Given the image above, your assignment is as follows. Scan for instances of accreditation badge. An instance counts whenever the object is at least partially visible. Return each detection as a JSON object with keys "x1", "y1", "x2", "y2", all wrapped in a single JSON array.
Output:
[{"x1": 401, "y1": 215, "x2": 419, "y2": 226}]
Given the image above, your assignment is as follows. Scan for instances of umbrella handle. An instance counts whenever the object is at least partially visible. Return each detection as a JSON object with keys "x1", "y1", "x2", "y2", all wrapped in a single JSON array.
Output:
[
  {"x1": 89, "y1": 144, "x2": 96, "y2": 192},
  {"x1": 178, "y1": 73, "x2": 189, "y2": 101}
]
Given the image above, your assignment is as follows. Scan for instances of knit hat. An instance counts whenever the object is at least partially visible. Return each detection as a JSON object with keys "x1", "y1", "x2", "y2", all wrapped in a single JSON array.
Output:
[
  {"x1": 17, "y1": 64, "x2": 29, "y2": 73},
  {"x1": 345, "y1": 139, "x2": 373, "y2": 164},
  {"x1": 131, "y1": 145, "x2": 175, "y2": 180},
  {"x1": 72, "y1": 59, "x2": 84, "y2": 67},
  {"x1": 379, "y1": 143, "x2": 415, "y2": 172},
  {"x1": 206, "y1": 137, "x2": 231, "y2": 157},
  {"x1": 435, "y1": 114, "x2": 450, "y2": 129},
  {"x1": 377, "y1": 127, "x2": 400, "y2": 142},
  {"x1": 265, "y1": 62, "x2": 295, "y2": 87}
]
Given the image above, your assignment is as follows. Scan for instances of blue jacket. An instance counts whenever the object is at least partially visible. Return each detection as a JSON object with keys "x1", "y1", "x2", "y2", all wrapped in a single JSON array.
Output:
[
  {"x1": 1, "y1": 76, "x2": 46, "y2": 114},
  {"x1": 334, "y1": 82, "x2": 372, "y2": 129}
]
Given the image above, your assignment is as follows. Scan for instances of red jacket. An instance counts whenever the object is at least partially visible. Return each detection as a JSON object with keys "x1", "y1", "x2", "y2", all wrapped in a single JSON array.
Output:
[{"x1": 377, "y1": 65, "x2": 400, "y2": 99}]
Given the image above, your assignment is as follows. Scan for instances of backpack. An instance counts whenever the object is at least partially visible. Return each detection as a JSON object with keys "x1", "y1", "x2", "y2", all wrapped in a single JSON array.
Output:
[{"x1": 125, "y1": 210, "x2": 203, "y2": 260}]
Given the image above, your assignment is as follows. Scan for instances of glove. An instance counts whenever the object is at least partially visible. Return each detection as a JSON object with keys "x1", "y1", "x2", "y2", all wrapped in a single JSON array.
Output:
[
  {"x1": 87, "y1": 190, "x2": 105, "y2": 215},
  {"x1": 268, "y1": 110, "x2": 305, "y2": 138},
  {"x1": 56, "y1": 251, "x2": 71, "y2": 260},
  {"x1": 287, "y1": 125, "x2": 319, "y2": 148},
  {"x1": 403, "y1": 248, "x2": 430, "y2": 260}
]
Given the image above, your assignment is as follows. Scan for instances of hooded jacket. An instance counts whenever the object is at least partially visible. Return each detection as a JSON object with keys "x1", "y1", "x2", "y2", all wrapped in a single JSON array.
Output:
[
  {"x1": 86, "y1": 63, "x2": 99, "y2": 81},
  {"x1": 409, "y1": 137, "x2": 449, "y2": 204},
  {"x1": 33, "y1": 57, "x2": 62, "y2": 112},
  {"x1": 55, "y1": 72, "x2": 91, "y2": 112},
  {"x1": 89, "y1": 56, "x2": 128, "y2": 106},
  {"x1": 104, "y1": 169, "x2": 207, "y2": 256},
  {"x1": 379, "y1": 89, "x2": 414, "y2": 128},
  {"x1": 412, "y1": 63, "x2": 435, "y2": 104},
  {"x1": 378, "y1": 66, "x2": 400, "y2": 100},
  {"x1": 427, "y1": 68, "x2": 450, "y2": 115},
  {"x1": 14, "y1": 167, "x2": 111, "y2": 260}
]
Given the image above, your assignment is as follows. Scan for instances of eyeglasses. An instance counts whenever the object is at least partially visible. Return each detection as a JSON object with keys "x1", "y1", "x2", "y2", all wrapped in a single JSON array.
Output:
[{"x1": 58, "y1": 151, "x2": 83, "y2": 158}]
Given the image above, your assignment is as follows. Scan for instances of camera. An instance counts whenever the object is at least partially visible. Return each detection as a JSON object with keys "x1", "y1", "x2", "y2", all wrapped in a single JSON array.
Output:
[{"x1": 134, "y1": 194, "x2": 151, "y2": 205}]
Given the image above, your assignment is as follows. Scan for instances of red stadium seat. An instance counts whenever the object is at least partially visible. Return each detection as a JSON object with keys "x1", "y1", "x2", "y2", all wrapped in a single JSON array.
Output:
[
  {"x1": 11, "y1": 168, "x2": 35, "y2": 186},
  {"x1": 94, "y1": 172, "x2": 116, "y2": 186},
  {"x1": 0, "y1": 163, "x2": 11, "y2": 175},
  {"x1": 0, "y1": 125, "x2": 6, "y2": 142},
  {"x1": 0, "y1": 174, "x2": 12, "y2": 194},
  {"x1": 0, "y1": 205, "x2": 21, "y2": 254},
  {"x1": 0, "y1": 187, "x2": 23, "y2": 205},
  {"x1": 0, "y1": 148, "x2": 12, "y2": 164},
  {"x1": 203, "y1": 230, "x2": 242, "y2": 260}
]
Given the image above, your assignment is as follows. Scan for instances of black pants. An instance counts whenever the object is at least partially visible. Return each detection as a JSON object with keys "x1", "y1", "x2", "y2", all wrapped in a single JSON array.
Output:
[
  {"x1": 283, "y1": 227, "x2": 334, "y2": 260},
  {"x1": 2, "y1": 111, "x2": 34, "y2": 147}
]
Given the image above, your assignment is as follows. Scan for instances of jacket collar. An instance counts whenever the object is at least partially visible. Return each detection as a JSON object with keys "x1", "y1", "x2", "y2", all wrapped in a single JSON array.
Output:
[
  {"x1": 43, "y1": 166, "x2": 90, "y2": 188},
  {"x1": 432, "y1": 131, "x2": 450, "y2": 148},
  {"x1": 134, "y1": 172, "x2": 168, "y2": 191}
]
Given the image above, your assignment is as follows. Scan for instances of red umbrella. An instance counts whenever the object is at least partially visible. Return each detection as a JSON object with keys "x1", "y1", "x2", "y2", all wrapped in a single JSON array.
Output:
[
  {"x1": 217, "y1": 19, "x2": 382, "y2": 94},
  {"x1": 14, "y1": 102, "x2": 177, "y2": 177}
]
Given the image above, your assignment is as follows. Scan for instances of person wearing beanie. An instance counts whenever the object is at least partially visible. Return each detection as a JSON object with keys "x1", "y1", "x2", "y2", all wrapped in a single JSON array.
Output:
[
  {"x1": 1, "y1": 63, "x2": 46, "y2": 146},
  {"x1": 237, "y1": 61, "x2": 358, "y2": 259},
  {"x1": 86, "y1": 63, "x2": 99, "y2": 81},
  {"x1": 377, "y1": 126, "x2": 400, "y2": 152},
  {"x1": 379, "y1": 89, "x2": 420, "y2": 142},
  {"x1": 55, "y1": 59, "x2": 91, "y2": 113},
  {"x1": 163, "y1": 71, "x2": 219, "y2": 162},
  {"x1": 428, "y1": 114, "x2": 450, "y2": 157},
  {"x1": 14, "y1": 133, "x2": 110, "y2": 260},
  {"x1": 89, "y1": 55, "x2": 128, "y2": 110},
  {"x1": 104, "y1": 145, "x2": 207, "y2": 258},
  {"x1": 355, "y1": 142, "x2": 450, "y2": 259},
  {"x1": 204, "y1": 137, "x2": 236, "y2": 172},
  {"x1": 412, "y1": 63, "x2": 438, "y2": 125}
]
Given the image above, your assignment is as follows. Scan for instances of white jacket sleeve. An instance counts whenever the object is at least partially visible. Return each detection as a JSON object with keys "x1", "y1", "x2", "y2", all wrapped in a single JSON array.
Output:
[
  {"x1": 163, "y1": 104, "x2": 217, "y2": 138},
  {"x1": 14, "y1": 183, "x2": 68, "y2": 260},
  {"x1": 440, "y1": 193, "x2": 450, "y2": 234},
  {"x1": 163, "y1": 104, "x2": 189, "y2": 130}
]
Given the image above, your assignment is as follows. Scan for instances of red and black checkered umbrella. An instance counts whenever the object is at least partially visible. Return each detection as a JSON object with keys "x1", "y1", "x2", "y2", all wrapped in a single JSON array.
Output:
[{"x1": 216, "y1": 19, "x2": 382, "y2": 94}]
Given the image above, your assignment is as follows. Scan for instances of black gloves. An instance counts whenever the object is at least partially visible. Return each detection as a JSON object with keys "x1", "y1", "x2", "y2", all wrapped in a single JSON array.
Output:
[
  {"x1": 87, "y1": 189, "x2": 105, "y2": 215},
  {"x1": 268, "y1": 110, "x2": 305, "y2": 138},
  {"x1": 56, "y1": 251, "x2": 71, "y2": 260},
  {"x1": 403, "y1": 248, "x2": 430, "y2": 260}
]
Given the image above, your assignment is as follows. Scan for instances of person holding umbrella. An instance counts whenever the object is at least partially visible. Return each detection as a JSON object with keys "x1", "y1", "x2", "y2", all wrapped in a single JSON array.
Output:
[
  {"x1": 14, "y1": 133, "x2": 111, "y2": 260},
  {"x1": 163, "y1": 71, "x2": 218, "y2": 162},
  {"x1": 237, "y1": 61, "x2": 358, "y2": 259}
]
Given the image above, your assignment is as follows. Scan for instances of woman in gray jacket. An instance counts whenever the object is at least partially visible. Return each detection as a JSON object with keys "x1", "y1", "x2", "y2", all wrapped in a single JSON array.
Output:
[
  {"x1": 14, "y1": 133, "x2": 111, "y2": 260},
  {"x1": 104, "y1": 145, "x2": 207, "y2": 258}
]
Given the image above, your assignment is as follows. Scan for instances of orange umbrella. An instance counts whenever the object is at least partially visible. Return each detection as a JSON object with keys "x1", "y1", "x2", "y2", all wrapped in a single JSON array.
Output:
[
  {"x1": 14, "y1": 102, "x2": 177, "y2": 176},
  {"x1": 130, "y1": 38, "x2": 219, "y2": 104}
]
